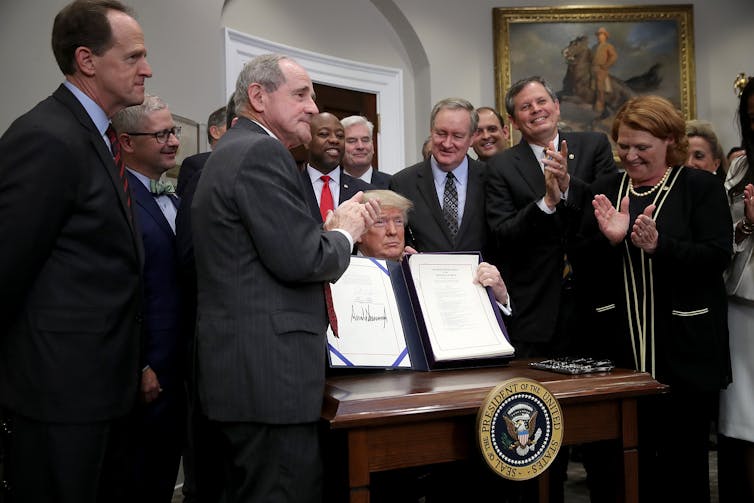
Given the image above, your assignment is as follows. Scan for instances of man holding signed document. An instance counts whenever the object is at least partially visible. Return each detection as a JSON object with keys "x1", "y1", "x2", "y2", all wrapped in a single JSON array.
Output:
[{"x1": 356, "y1": 189, "x2": 510, "y2": 308}]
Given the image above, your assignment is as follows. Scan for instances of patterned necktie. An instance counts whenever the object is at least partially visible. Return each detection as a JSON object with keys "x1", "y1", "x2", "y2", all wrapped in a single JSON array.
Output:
[
  {"x1": 319, "y1": 175, "x2": 334, "y2": 221},
  {"x1": 105, "y1": 124, "x2": 131, "y2": 210},
  {"x1": 442, "y1": 172, "x2": 458, "y2": 240},
  {"x1": 149, "y1": 178, "x2": 176, "y2": 196}
]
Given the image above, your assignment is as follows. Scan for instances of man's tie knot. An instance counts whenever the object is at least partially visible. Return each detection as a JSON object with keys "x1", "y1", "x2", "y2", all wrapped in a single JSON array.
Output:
[{"x1": 149, "y1": 178, "x2": 176, "y2": 196}]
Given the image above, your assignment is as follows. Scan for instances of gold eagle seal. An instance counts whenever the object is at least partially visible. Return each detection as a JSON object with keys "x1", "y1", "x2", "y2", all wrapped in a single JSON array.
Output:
[{"x1": 477, "y1": 378, "x2": 564, "y2": 480}]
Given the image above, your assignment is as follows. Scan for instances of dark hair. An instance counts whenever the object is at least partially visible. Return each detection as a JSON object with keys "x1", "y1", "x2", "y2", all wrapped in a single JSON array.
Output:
[
  {"x1": 225, "y1": 93, "x2": 236, "y2": 129},
  {"x1": 51, "y1": 0, "x2": 132, "y2": 76},
  {"x1": 206, "y1": 106, "x2": 227, "y2": 145},
  {"x1": 730, "y1": 78, "x2": 754, "y2": 199},
  {"x1": 504, "y1": 76, "x2": 558, "y2": 116},
  {"x1": 476, "y1": 106, "x2": 506, "y2": 127},
  {"x1": 728, "y1": 145, "x2": 745, "y2": 158}
]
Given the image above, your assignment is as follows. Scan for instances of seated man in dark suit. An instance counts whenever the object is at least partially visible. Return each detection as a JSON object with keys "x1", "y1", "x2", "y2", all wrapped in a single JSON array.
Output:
[
  {"x1": 112, "y1": 94, "x2": 184, "y2": 503},
  {"x1": 357, "y1": 189, "x2": 511, "y2": 310},
  {"x1": 302, "y1": 112, "x2": 372, "y2": 222},
  {"x1": 175, "y1": 103, "x2": 227, "y2": 196},
  {"x1": 341, "y1": 115, "x2": 392, "y2": 188}
]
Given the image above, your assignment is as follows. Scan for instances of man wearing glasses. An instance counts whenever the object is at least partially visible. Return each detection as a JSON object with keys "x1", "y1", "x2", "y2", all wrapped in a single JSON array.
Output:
[{"x1": 112, "y1": 94, "x2": 184, "y2": 502}]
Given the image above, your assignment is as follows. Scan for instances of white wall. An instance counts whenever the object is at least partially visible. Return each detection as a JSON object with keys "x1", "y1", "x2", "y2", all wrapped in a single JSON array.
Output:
[{"x1": 2, "y1": 0, "x2": 753, "y2": 158}]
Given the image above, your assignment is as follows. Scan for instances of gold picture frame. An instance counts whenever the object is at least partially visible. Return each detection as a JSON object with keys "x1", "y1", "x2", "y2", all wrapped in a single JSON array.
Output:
[{"x1": 493, "y1": 5, "x2": 695, "y2": 148}]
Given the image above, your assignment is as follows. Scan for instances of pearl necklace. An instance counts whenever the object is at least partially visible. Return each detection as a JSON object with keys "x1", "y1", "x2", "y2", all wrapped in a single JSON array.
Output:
[{"x1": 628, "y1": 166, "x2": 672, "y2": 197}]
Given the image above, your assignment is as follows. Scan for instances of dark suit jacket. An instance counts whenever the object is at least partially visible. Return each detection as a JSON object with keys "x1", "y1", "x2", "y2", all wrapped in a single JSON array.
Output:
[
  {"x1": 369, "y1": 169, "x2": 392, "y2": 189},
  {"x1": 389, "y1": 156, "x2": 490, "y2": 254},
  {"x1": 176, "y1": 151, "x2": 210, "y2": 197},
  {"x1": 128, "y1": 173, "x2": 184, "y2": 392},
  {"x1": 191, "y1": 117, "x2": 352, "y2": 423},
  {"x1": 0, "y1": 84, "x2": 143, "y2": 422},
  {"x1": 485, "y1": 131, "x2": 616, "y2": 345},
  {"x1": 300, "y1": 167, "x2": 373, "y2": 223}
]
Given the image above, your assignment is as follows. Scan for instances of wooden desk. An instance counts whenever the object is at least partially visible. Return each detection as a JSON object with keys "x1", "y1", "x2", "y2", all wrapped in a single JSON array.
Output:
[{"x1": 321, "y1": 360, "x2": 667, "y2": 503}]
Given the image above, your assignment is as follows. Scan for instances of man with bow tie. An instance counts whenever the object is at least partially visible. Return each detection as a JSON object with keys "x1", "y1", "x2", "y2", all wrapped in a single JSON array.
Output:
[{"x1": 112, "y1": 94, "x2": 185, "y2": 502}]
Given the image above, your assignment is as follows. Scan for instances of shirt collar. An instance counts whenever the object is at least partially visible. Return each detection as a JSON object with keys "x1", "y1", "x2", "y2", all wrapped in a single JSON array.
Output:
[
  {"x1": 344, "y1": 166, "x2": 373, "y2": 184},
  {"x1": 63, "y1": 80, "x2": 109, "y2": 136},
  {"x1": 527, "y1": 133, "x2": 560, "y2": 165},
  {"x1": 307, "y1": 164, "x2": 341, "y2": 184},
  {"x1": 430, "y1": 155, "x2": 469, "y2": 186}
]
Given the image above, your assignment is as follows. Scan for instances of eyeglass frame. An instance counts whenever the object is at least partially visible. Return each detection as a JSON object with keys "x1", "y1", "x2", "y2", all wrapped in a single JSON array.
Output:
[{"x1": 125, "y1": 126, "x2": 182, "y2": 144}]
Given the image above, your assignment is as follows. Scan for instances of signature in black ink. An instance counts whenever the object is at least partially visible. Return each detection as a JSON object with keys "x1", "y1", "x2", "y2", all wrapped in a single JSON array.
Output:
[{"x1": 350, "y1": 304, "x2": 388, "y2": 329}]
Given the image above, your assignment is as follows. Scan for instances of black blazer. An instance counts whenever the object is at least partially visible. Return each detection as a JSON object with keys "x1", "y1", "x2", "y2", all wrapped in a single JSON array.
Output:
[
  {"x1": 485, "y1": 131, "x2": 616, "y2": 345},
  {"x1": 0, "y1": 84, "x2": 143, "y2": 422},
  {"x1": 390, "y1": 156, "x2": 490, "y2": 254},
  {"x1": 369, "y1": 169, "x2": 392, "y2": 189},
  {"x1": 300, "y1": 168, "x2": 373, "y2": 223},
  {"x1": 176, "y1": 151, "x2": 211, "y2": 197}
]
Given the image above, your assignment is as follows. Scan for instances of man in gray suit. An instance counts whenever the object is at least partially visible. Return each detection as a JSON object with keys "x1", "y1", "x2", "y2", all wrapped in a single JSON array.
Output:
[{"x1": 191, "y1": 53, "x2": 378, "y2": 503}]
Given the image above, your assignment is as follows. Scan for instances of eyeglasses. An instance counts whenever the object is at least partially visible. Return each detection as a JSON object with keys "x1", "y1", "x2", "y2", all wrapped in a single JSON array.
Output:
[{"x1": 126, "y1": 126, "x2": 181, "y2": 144}]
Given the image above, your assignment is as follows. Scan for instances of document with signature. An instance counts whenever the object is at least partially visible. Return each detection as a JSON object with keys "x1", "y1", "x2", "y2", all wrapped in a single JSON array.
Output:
[
  {"x1": 406, "y1": 253, "x2": 514, "y2": 362},
  {"x1": 327, "y1": 257, "x2": 411, "y2": 368}
]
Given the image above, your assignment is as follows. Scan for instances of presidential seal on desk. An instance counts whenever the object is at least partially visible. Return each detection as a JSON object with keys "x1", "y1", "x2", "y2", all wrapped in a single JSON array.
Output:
[{"x1": 477, "y1": 377, "x2": 563, "y2": 480}]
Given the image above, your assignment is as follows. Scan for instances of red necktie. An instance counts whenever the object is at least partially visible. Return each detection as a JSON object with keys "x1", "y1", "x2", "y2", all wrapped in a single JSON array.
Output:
[
  {"x1": 105, "y1": 124, "x2": 131, "y2": 210},
  {"x1": 319, "y1": 175, "x2": 334, "y2": 221},
  {"x1": 318, "y1": 175, "x2": 339, "y2": 336},
  {"x1": 324, "y1": 282, "x2": 339, "y2": 338}
]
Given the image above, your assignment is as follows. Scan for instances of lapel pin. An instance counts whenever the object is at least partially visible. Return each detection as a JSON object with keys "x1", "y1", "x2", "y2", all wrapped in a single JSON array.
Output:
[{"x1": 568, "y1": 154, "x2": 575, "y2": 160}]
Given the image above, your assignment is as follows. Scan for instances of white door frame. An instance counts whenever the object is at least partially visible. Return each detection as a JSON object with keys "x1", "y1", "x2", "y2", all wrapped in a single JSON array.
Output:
[{"x1": 224, "y1": 28, "x2": 405, "y2": 173}]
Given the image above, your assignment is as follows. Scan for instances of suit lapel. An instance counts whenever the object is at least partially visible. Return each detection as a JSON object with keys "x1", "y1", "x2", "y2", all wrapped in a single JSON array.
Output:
[
  {"x1": 128, "y1": 172, "x2": 175, "y2": 239},
  {"x1": 52, "y1": 85, "x2": 143, "y2": 265},
  {"x1": 299, "y1": 170, "x2": 323, "y2": 222},
  {"x1": 511, "y1": 140, "x2": 546, "y2": 198},
  {"x1": 457, "y1": 158, "x2": 482, "y2": 240},
  {"x1": 416, "y1": 160, "x2": 453, "y2": 245}
]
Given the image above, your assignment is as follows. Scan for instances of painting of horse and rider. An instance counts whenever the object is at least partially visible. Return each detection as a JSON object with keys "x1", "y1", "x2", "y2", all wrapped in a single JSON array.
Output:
[{"x1": 494, "y1": 6, "x2": 695, "y2": 149}]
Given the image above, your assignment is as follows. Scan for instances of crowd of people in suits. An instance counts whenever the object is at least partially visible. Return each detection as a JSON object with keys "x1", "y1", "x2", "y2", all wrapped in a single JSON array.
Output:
[{"x1": 1, "y1": 1, "x2": 753, "y2": 503}]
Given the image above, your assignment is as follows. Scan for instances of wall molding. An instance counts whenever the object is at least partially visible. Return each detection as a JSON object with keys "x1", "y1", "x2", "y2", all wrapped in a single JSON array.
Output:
[{"x1": 224, "y1": 28, "x2": 405, "y2": 172}]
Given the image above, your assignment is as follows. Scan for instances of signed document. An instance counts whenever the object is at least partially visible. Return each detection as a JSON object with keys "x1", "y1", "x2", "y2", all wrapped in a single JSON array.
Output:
[
  {"x1": 327, "y1": 257, "x2": 411, "y2": 368},
  {"x1": 407, "y1": 253, "x2": 514, "y2": 361}
]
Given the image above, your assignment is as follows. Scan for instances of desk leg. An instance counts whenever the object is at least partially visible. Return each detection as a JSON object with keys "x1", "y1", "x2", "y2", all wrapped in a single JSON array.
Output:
[
  {"x1": 348, "y1": 429, "x2": 370, "y2": 503},
  {"x1": 537, "y1": 470, "x2": 550, "y2": 503},
  {"x1": 621, "y1": 398, "x2": 639, "y2": 503}
]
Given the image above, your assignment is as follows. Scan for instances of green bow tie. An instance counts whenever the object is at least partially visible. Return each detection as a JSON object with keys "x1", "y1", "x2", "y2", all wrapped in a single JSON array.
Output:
[{"x1": 149, "y1": 179, "x2": 175, "y2": 196}]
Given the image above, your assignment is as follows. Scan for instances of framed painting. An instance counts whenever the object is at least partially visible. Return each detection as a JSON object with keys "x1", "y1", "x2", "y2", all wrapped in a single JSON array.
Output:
[
  {"x1": 493, "y1": 5, "x2": 695, "y2": 148},
  {"x1": 166, "y1": 113, "x2": 200, "y2": 181}
]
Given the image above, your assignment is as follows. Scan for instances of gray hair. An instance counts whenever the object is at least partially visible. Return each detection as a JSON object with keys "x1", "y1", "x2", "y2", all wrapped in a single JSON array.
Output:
[
  {"x1": 504, "y1": 76, "x2": 558, "y2": 116},
  {"x1": 233, "y1": 53, "x2": 290, "y2": 115},
  {"x1": 111, "y1": 94, "x2": 168, "y2": 133},
  {"x1": 430, "y1": 98, "x2": 478, "y2": 135},
  {"x1": 341, "y1": 115, "x2": 374, "y2": 136}
]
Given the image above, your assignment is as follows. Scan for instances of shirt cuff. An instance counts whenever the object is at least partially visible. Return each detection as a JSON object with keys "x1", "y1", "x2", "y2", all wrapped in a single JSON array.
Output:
[
  {"x1": 537, "y1": 197, "x2": 557, "y2": 214},
  {"x1": 496, "y1": 295, "x2": 512, "y2": 316},
  {"x1": 333, "y1": 228, "x2": 354, "y2": 250}
]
